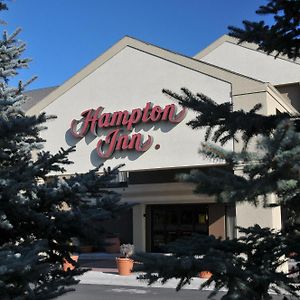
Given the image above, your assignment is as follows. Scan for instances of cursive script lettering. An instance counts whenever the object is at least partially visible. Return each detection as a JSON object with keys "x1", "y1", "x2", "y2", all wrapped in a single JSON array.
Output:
[
  {"x1": 70, "y1": 101, "x2": 186, "y2": 159},
  {"x1": 70, "y1": 102, "x2": 186, "y2": 137},
  {"x1": 96, "y1": 129, "x2": 153, "y2": 159}
]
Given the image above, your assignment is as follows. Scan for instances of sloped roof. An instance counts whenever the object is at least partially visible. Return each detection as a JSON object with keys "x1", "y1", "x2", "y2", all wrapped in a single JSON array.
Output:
[
  {"x1": 194, "y1": 35, "x2": 300, "y2": 86},
  {"x1": 26, "y1": 36, "x2": 267, "y2": 116},
  {"x1": 23, "y1": 86, "x2": 58, "y2": 112},
  {"x1": 194, "y1": 35, "x2": 300, "y2": 65}
]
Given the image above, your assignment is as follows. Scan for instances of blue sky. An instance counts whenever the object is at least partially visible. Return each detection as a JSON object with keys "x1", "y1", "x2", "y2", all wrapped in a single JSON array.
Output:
[{"x1": 3, "y1": 0, "x2": 271, "y2": 90}]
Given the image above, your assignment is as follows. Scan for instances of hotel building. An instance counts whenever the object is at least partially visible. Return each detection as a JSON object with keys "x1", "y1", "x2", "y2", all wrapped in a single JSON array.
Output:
[{"x1": 25, "y1": 35, "x2": 300, "y2": 252}]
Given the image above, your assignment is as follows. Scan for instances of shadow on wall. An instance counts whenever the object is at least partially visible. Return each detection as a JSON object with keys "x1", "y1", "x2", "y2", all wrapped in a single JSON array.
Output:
[
  {"x1": 65, "y1": 128, "x2": 81, "y2": 147},
  {"x1": 89, "y1": 146, "x2": 149, "y2": 168},
  {"x1": 65, "y1": 128, "x2": 99, "y2": 147},
  {"x1": 132, "y1": 119, "x2": 180, "y2": 133}
]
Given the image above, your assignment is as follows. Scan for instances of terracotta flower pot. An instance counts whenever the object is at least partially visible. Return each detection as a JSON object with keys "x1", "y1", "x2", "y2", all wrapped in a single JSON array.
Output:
[
  {"x1": 63, "y1": 255, "x2": 79, "y2": 272},
  {"x1": 104, "y1": 237, "x2": 120, "y2": 253},
  {"x1": 199, "y1": 271, "x2": 212, "y2": 279},
  {"x1": 116, "y1": 257, "x2": 134, "y2": 275}
]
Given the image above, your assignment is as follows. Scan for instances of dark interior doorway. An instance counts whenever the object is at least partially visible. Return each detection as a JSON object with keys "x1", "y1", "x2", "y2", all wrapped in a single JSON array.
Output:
[{"x1": 146, "y1": 204, "x2": 209, "y2": 252}]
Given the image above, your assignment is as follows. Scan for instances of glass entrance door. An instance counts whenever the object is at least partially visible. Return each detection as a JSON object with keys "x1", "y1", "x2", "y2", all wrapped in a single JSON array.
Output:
[{"x1": 148, "y1": 204, "x2": 209, "y2": 252}]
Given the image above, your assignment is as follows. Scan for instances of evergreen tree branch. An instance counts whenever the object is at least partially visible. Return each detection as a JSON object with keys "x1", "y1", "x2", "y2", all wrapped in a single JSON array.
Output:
[
  {"x1": 228, "y1": 0, "x2": 300, "y2": 60},
  {"x1": 163, "y1": 88, "x2": 295, "y2": 149},
  {"x1": 0, "y1": 10, "x2": 130, "y2": 298},
  {"x1": 135, "y1": 226, "x2": 299, "y2": 299}
]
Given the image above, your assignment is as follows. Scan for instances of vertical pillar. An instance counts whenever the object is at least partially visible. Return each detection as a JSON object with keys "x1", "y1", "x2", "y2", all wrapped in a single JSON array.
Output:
[
  {"x1": 234, "y1": 170, "x2": 282, "y2": 235},
  {"x1": 133, "y1": 204, "x2": 146, "y2": 252},
  {"x1": 236, "y1": 202, "x2": 287, "y2": 273},
  {"x1": 236, "y1": 202, "x2": 282, "y2": 235},
  {"x1": 209, "y1": 204, "x2": 226, "y2": 239}
]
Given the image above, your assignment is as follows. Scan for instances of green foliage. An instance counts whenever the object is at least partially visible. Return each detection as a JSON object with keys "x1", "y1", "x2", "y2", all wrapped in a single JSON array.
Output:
[
  {"x1": 162, "y1": 88, "x2": 295, "y2": 148},
  {"x1": 0, "y1": 7, "x2": 128, "y2": 299},
  {"x1": 136, "y1": 1, "x2": 300, "y2": 299},
  {"x1": 136, "y1": 225, "x2": 300, "y2": 299},
  {"x1": 180, "y1": 120, "x2": 300, "y2": 210},
  {"x1": 228, "y1": 0, "x2": 300, "y2": 60},
  {"x1": 135, "y1": 94, "x2": 300, "y2": 298}
]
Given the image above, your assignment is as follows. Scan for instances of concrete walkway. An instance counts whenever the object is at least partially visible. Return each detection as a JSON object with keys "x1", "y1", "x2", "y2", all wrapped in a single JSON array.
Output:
[
  {"x1": 77, "y1": 252, "x2": 211, "y2": 290},
  {"x1": 76, "y1": 252, "x2": 296, "y2": 295},
  {"x1": 77, "y1": 270, "x2": 210, "y2": 290}
]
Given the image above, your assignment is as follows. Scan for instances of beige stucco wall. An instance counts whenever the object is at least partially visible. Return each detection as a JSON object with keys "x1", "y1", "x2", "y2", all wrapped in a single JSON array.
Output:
[
  {"x1": 232, "y1": 85, "x2": 297, "y2": 236},
  {"x1": 39, "y1": 46, "x2": 232, "y2": 174},
  {"x1": 199, "y1": 41, "x2": 300, "y2": 85}
]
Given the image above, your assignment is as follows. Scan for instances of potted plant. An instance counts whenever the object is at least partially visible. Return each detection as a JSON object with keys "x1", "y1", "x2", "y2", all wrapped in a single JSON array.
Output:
[
  {"x1": 199, "y1": 271, "x2": 212, "y2": 279},
  {"x1": 116, "y1": 244, "x2": 134, "y2": 275},
  {"x1": 63, "y1": 254, "x2": 79, "y2": 272},
  {"x1": 63, "y1": 238, "x2": 79, "y2": 271}
]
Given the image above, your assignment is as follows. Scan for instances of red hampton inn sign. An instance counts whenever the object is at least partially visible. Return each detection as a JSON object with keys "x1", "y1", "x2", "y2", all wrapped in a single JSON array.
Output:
[{"x1": 70, "y1": 102, "x2": 186, "y2": 159}]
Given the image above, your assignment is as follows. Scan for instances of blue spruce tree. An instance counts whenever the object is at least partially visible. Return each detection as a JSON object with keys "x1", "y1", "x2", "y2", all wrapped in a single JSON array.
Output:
[
  {"x1": 135, "y1": 1, "x2": 300, "y2": 299},
  {"x1": 0, "y1": 2, "x2": 128, "y2": 299}
]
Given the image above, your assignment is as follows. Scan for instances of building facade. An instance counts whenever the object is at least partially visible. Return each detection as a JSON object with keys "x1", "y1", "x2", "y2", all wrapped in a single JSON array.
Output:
[{"x1": 26, "y1": 35, "x2": 300, "y2": 252}]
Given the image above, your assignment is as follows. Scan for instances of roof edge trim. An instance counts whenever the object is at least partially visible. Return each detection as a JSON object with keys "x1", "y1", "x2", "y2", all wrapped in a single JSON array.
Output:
[
  {"x1": 194, "y1": 34, "x2": 300, "y2": 66},
  {"x1": 27, "y1": 35, "x2": 265, "y2": 115}
]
